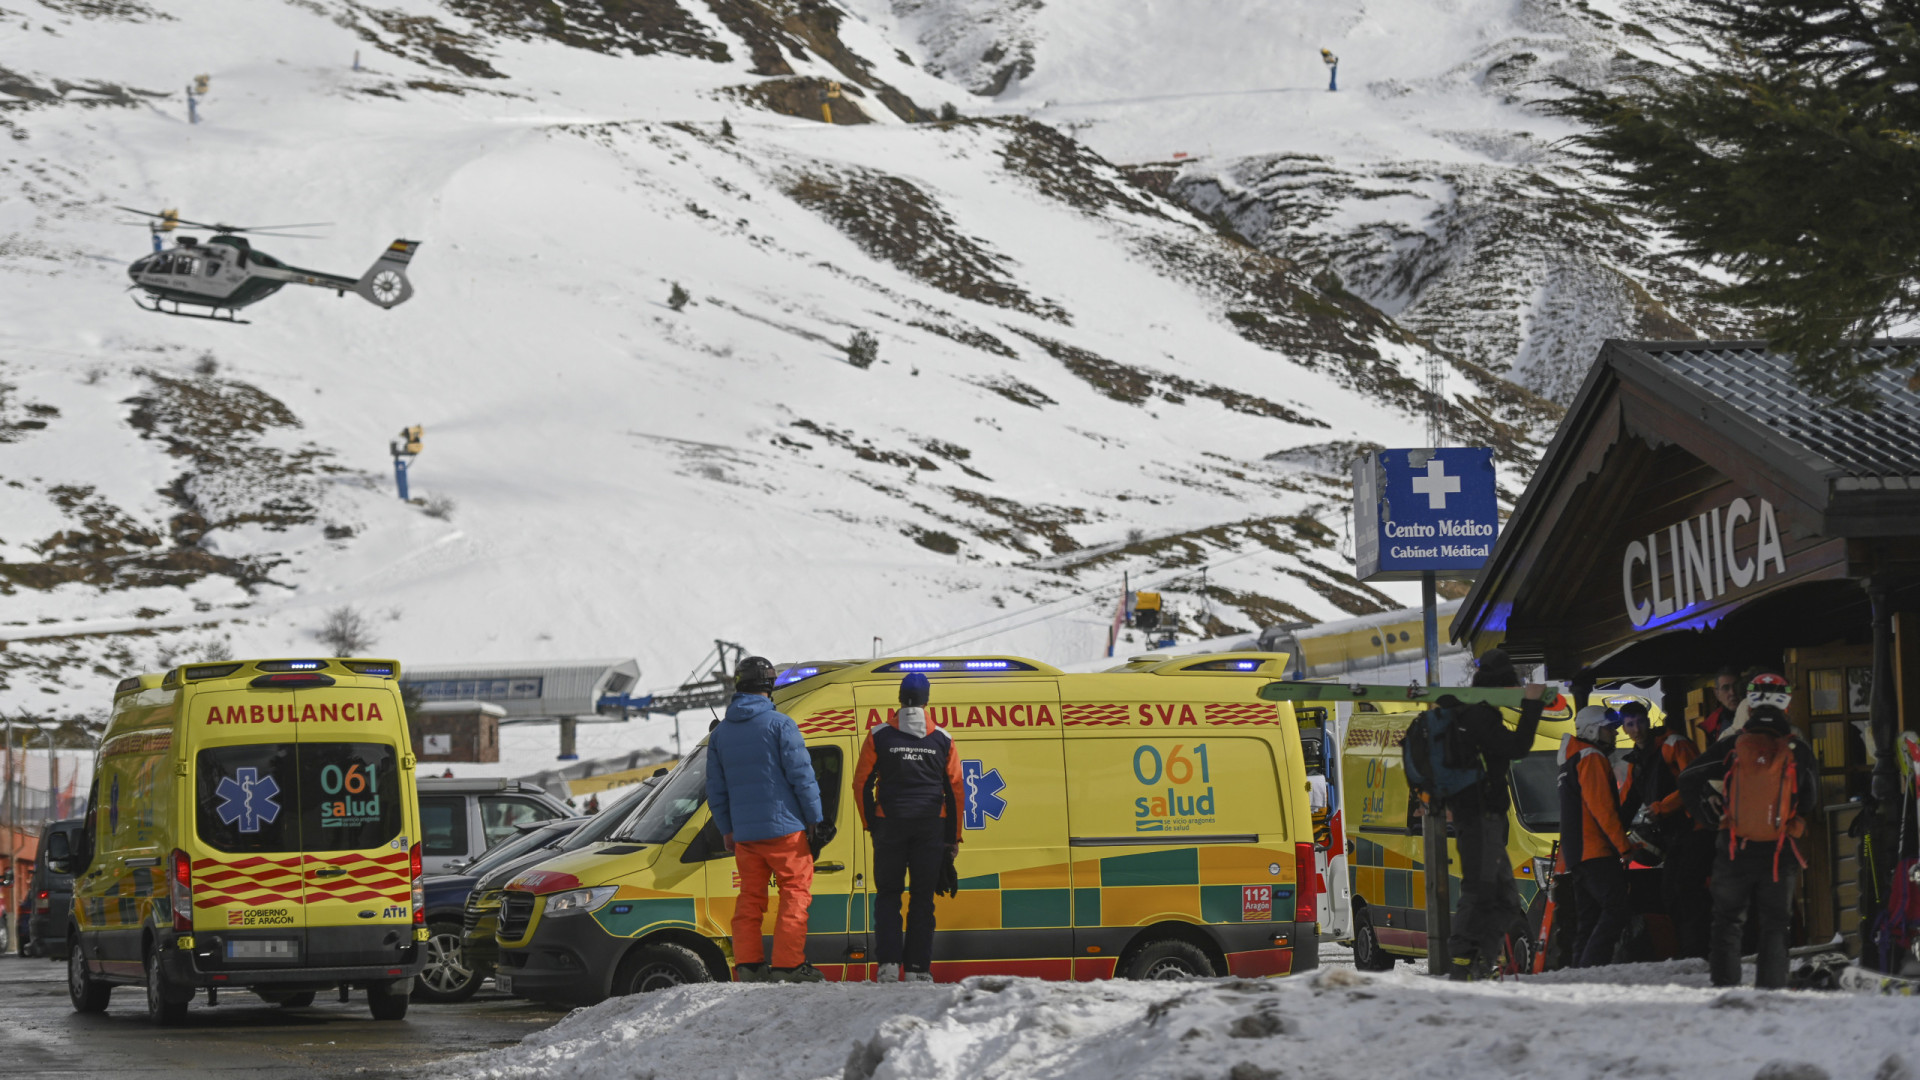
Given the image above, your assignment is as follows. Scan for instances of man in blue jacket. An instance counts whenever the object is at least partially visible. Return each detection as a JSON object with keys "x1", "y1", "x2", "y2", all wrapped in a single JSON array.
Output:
[{"x1": 706, "y1": 655, "x2": 827, "y2": 983}]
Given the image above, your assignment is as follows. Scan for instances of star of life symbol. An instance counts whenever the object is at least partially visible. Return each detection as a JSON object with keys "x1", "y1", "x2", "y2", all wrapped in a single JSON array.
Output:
[
  {"x1": 961, "y1": 760, "x2": 1006, "y2": 831},
  {"x1": 1410, "y1": 457, "x2": 1462, "y2": 510},
  {"x1": 216, "y1": 767, "x2": 282, "y2": 833}
]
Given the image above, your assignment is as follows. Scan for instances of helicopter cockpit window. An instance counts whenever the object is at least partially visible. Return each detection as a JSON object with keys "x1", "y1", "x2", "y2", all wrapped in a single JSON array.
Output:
[{"x1": 203, "y1": 259, "x2": 220, "y2": 277}]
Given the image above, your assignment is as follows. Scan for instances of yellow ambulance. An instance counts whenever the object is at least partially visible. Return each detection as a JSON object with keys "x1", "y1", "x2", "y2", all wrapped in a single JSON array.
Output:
[
  {"x1": 1337, "y1": 697, "x2": 1573, "y2": 971},
  {"x1": 58, "y1": 658, "x2": 426, "y2": 1024},
  {"x1": 493, "y1": 653, "x2": 1318, "y2": 1002}
]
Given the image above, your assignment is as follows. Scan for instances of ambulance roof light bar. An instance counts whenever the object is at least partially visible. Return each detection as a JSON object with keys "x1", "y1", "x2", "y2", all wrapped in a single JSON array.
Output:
[{"x1": 871, "y1": 658, "x2": 1040, "y2": 675}]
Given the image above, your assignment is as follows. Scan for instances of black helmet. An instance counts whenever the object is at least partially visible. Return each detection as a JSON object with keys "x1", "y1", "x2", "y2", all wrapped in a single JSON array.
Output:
[{"x1": 736, "y1": 655, "x2": 777, "y2": 693}]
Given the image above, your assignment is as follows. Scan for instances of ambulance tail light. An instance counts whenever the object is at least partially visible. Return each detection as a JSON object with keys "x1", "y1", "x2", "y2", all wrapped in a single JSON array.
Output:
[
  {"x1": 411, "y1": 842, "x2": 426, "y2": 925},
  {"x1": 1293, "y1": 842, "x2": 1317, "y2": 927},
  {"x1": 170, "y1": 849, "x2": 194, "y2": 931}
]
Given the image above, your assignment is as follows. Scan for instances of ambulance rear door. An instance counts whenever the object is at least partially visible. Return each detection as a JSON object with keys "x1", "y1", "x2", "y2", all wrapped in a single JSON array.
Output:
[
  {"x1": 294, "y1": 684, "x2": 416, "y2": 970},
  {"x1": 187, "y1": 690, "x2": 310, "y2": 956}
]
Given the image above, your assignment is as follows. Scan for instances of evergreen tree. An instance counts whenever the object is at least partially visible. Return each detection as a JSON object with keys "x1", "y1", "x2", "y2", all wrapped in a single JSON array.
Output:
[
  {"x1": 668, "y1": 282, "x2": 689, "y2": 311},
  {"x1": 1552, "y1": 0, "x2": 1920, "y2": 406}
]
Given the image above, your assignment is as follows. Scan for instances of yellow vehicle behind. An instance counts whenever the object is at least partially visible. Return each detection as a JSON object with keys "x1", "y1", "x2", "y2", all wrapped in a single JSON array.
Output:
[
  {"x1": 494, "y1": 653, "x2": 1318, "y2": 1002},
  {"x1": 1338, "y1": 697, "x2": 1574, "y2": 971},
  {"x1": 59, "y1": 658, "x2": 426, "y2": 1023}
]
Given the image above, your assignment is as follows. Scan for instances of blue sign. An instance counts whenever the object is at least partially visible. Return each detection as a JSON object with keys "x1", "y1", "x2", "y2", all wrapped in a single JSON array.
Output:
[
  {"x1": 961, "y1": 760, "x2": 1006, "y2": 831},
  {"x1": 215, "y1": 767, "x2": 282, "y2": 833},
  {"x1": 1353, "y1": 448, "x2": 1498, "y2": 580}
]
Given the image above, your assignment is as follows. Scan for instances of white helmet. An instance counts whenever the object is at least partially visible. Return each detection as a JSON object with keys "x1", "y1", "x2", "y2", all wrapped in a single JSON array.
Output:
[{"x1": 1574, "y1": 705, "x2": 1622, "y2": 746}]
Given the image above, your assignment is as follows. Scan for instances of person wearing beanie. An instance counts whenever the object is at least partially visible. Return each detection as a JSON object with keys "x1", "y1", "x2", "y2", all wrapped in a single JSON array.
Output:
[
  {"x1": 852, "y1": 672, "x2": 964, "y2": 983},
  {"x1": 1678, "y1": 674, "x2": 1818, "y2": 988},
  {"x1": 1558, "y1": 706, "x2": 1633, "y2": 966}
]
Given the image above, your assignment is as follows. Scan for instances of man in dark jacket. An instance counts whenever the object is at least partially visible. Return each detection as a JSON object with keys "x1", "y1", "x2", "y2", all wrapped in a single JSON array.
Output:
[
  {"x1": 852, "y1": 673, "x2": 965, "y2": 983},
  {"x1": 1432, "y1": 649, "x2": 1547, "y2": 980},
  {"x1": 1618, "y1": 700, "x2": 1709, "y2": 958},
  {"x1": 1678, "y1": 674, "x2": 1818, "y2": 989},
  {"x1": 707, "y1": 656, "x2": 827, "y2": 983}
]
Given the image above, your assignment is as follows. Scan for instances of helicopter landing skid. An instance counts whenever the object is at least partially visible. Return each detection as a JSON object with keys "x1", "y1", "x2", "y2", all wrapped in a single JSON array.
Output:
[{"x1": 132, "y1": 294, "x2": 250, "y2": 324}]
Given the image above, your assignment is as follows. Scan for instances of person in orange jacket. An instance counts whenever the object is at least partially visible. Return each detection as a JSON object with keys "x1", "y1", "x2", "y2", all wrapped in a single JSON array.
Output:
[
  {"x1": 852, "y1": 673, "x2": 964, "y2": 983},
  {"x1": 1618, "y1": 700, "x2": 1710, "y2": 958},
  {"x1": 1559, "y1": 705, "x2": 1632, "y2": 966}
]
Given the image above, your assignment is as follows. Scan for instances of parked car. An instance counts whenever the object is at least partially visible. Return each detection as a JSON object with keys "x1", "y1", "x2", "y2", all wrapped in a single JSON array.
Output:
[
  {"x1": 415, "y1": 817, "x2": 590, "y2": 1003},
  {"x1": 24, "y1": 818, "x2": 86, "y2": 959},
  {"x1": 461, "y1": 777, "x2": 666, "y2": 991},
  {"x1": 416, "y1": 776, "x2": 576, "y2": 876}
]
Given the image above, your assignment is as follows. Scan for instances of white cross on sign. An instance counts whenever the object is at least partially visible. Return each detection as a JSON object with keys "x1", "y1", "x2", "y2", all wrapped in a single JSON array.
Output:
[{"x1": 1410, "y1": 457, "x2": 1461, "y2": 509}]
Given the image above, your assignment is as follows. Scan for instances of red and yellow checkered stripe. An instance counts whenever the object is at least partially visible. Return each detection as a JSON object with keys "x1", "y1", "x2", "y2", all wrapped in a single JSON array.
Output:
[
  {"x1": 796, "y1": 709, "x2": 856, "y2": 736},
  {"x1": 1062, "y1": 703, "x2": 1131, "y2": 726},
  {"x1": 194, "y1": 850, "x2": 412, "y2": 908},
  {"x1": 1205, "y1": 702, "x2": 1278, "y2": 725}
]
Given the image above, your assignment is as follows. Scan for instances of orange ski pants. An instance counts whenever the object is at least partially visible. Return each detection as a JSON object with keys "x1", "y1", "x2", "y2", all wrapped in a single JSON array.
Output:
[{"x1": 732, "y1": 830, "x2": 814, "y2": 968}]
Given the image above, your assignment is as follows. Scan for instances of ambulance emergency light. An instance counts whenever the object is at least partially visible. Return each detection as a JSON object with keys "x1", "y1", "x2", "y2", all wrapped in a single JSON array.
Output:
[{"x1": 873, "y1": 658, "x2": 1038, "y2": 674}]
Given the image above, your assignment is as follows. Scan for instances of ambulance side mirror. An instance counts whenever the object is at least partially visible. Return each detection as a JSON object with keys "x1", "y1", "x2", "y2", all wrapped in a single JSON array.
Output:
[{"x1": 44, "y1": 831, "x2": 72, "y2": 875}]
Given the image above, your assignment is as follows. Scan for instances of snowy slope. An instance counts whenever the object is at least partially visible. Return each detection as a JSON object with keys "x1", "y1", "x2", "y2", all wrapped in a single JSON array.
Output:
[
  {"x1": 0, "y1": 0, "x2": 1524, "y2": 726},
  {"x1": 452, "y1": 964, "x2": 1917, "y2": 1080},
  {"x1": 866, "y1": 0, "x2": 1750, "y2": 405}
]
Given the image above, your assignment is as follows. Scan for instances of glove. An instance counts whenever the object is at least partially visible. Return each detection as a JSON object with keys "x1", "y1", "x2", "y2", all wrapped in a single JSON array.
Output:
[
  {"x1": 722, "y1": 833, "x2": 735, "y2": 855},
  {"x1": 936, "y1": 856, "x2": 959, "y2": 899},
  {"x1": 807, "y1": 819, "x2": 837, "y2": 858}
]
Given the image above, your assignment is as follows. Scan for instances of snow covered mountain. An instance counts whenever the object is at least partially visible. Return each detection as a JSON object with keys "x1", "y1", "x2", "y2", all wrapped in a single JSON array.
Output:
[
  {"x1": 868, "y1": 0, "x2": 1750, "y2": 404},
  {"x1": 0, "y1": 0, "x2": 1711, "y2": 725}
]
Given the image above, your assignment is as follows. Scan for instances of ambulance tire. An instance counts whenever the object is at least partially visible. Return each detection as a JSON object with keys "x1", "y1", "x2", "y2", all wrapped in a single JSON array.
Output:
[
  {"x1": 367, "y1": 978, "x2": 411, "y2": 1021},
  {"x1": 68, "y1": 937, "x2": 110, "y2": 1013},
  {"x1": 145, "y1": 945, "x2": 190, "y2": 1025},
  {"x1": 612, "y1": 942, "x2": 711, "y2": 996},
  {"x1": 1351, "y1": 911, "x2": 1397, "y2": 972},
  {"x1": 1123, "y1": 938, "x2": 1216, "y2": 980},
  {"x1": 279, "y1": 991, "x2": 317, "y2": 1008}
]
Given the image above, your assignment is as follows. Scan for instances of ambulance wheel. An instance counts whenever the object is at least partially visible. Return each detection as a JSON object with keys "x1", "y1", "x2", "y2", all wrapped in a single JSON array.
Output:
[
  {"x1": 413, "y1": 921, "x2": 482, "y2": 1003},
  {"x1": 1351, "y1": 911, "x2": 1397, "y2": 971},
  {"x1": 145, "y1": 945, "x2": 190, "y2": 1025},
  {"x1": 279, "y1": 991, "x2": 317, "y2": 1008},
  {"x1": 68, "y1": 939, "x2": 110, "y2": 1013},
  {"x1": 367, "y1": 978, "x2": 411, "y2": 1021},
  {"x1": 612, "y1": 942, "x2": 711, "y2": 995},
  {"x1": 1123, "y1": 939, "x2": 1215, "y2": 980}
]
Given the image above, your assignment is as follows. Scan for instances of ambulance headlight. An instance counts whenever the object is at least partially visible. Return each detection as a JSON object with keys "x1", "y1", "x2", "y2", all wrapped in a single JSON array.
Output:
[{"x1": 544, "y1": 886, "x2": 618, "y2": 917}]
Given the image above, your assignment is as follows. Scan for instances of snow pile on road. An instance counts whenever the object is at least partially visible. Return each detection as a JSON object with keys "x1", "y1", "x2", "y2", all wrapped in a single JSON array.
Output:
[{"x1": 453, "y1": 965, "x2": 1918, "y2": 1080}]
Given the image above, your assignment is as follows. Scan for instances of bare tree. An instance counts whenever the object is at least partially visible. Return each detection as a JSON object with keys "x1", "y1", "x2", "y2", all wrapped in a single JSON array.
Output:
[{"x1": 318, "y1": 605, "x2": 376, "y2": 656}]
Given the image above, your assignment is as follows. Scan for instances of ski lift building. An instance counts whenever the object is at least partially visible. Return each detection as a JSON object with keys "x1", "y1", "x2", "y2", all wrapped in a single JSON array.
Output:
[{"x1": 401, "y1": 659, "x2": 641, "y2": 760}]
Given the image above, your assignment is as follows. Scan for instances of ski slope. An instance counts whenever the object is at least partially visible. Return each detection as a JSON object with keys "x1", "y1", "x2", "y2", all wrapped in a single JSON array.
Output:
[{"x1": 0, "y1": 0, "x2": 1498, "y2": 728}]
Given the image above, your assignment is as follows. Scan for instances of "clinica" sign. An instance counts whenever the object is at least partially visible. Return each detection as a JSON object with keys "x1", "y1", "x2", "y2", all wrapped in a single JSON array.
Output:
[{"x1": 1621, "y1": 496, "x2": 1787, "y2": 628}]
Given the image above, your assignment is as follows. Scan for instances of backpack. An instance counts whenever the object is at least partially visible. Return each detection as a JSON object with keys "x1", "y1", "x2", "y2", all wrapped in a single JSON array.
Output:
[
  {"x1": 1402, "y1": 706, "x2": 1484, "y2": 800},
  {"x1": 1725, "y1": 730, "x2": 1806, "y2": 878}
]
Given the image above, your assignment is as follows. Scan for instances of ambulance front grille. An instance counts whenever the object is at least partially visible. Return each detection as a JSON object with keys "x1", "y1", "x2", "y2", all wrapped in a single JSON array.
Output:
[{"x1": 499, "y1": 892, "x2": 534, "y2": 941}]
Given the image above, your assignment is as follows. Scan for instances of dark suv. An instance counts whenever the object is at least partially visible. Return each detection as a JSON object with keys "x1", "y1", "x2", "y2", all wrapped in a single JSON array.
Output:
[{"x1": 21, "y1": 819, "x2": 85, "y2": 959}]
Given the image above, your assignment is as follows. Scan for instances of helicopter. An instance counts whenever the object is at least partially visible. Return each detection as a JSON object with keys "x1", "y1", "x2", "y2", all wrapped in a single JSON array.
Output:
[{"x1": 119, "y1": 207, "x2": 421, "y2": 323}]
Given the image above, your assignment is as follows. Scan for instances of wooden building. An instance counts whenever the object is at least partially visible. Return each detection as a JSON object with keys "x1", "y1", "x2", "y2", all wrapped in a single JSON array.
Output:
[
  {"x1": 409, "y1": 700, "x2": 506, "y2": 764},
  {"x1": 1454, "y1": 340, "x2": 1920, "y2": 958}
]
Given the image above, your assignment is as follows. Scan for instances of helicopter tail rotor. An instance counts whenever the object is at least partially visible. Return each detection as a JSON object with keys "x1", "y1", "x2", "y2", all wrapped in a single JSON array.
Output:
[{"x1": 353, "y1": 239, "x2": 421, "y2": 309}]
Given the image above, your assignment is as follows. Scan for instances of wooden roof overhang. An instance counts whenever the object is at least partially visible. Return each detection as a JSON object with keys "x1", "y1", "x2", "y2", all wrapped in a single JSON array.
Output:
[{"x1": 1455, "y1": 340, "x2": 1920, "y2": 679}]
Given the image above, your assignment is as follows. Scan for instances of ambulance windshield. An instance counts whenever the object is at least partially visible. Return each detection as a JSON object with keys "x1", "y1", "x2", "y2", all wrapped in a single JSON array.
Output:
[
  {"x1": 1508, "y1": 750, "x2": 1560, "y2": 833},
  {"x1": 196, "y1": 742, "x2": 402, "y2": 853},
  {"x1": 614, "y1": 747, "x2": 707, "y2": 845}
]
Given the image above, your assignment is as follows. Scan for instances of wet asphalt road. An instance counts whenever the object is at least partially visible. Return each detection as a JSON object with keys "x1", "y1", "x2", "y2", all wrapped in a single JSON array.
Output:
[{"x1": 0, "y1": 953, "x2": 570, "y2": 1079}]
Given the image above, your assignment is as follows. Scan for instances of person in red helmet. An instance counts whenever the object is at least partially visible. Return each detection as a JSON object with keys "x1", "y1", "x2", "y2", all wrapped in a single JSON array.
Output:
[
  {"x1": 853, "y1": 672, "x2": 964, "y2": 983},
  {"x1": 1679, "y1": 673, "x2": 1818, "y2": 988}
]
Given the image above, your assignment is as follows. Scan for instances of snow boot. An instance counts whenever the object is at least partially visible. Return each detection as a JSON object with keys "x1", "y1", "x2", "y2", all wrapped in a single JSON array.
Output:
[
  {"x1": 735, "y1": 962, "x2": 772, "y2": 984},
  {"x1": 904, "y1": 969, "x2": 934, "y2": 984},
  {"x1": 876, "y1": 963, "x2": 901, "y2": 983},
  {"x1": 771, "y1": 963, "x2": 826, "y2": 984}
]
